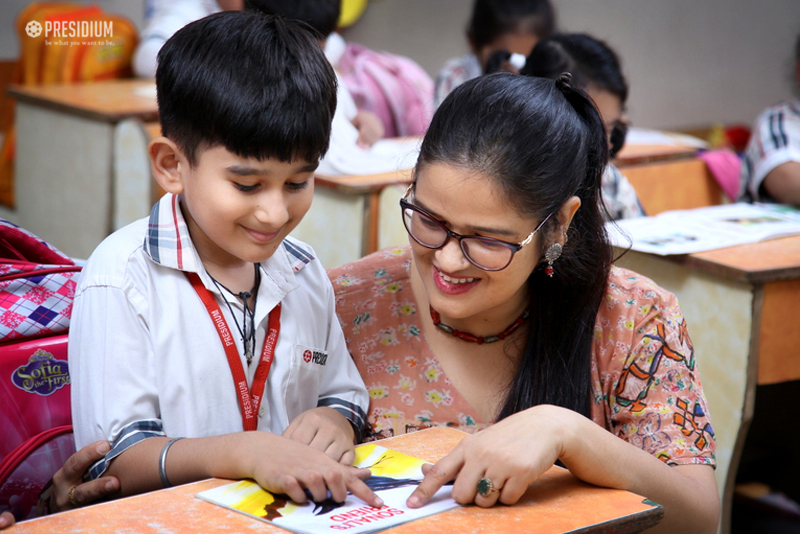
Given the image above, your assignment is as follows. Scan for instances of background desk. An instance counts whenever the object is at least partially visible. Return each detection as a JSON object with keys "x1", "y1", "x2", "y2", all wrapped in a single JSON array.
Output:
[
  {"x1": 615, "y1": 234, "x2": 800, "y2": 534},
  {"x1": 5, "y1": 80, "x2": 157, "y2": 259},
  {"x1": 9, "y1": 427, "x2": 662, "y2": 534},
  {"x1": 614, "y1": 142, "x2": 726, "y2": 216}
]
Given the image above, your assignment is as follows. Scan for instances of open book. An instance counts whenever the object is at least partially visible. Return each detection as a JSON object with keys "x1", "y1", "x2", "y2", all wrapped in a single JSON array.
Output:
[
  {"x1": 607, "y1": 203, "x2": 800, "y2": 255},
  {"x1": 195, "y1": 443, "x2": 458, "y2": 534}
]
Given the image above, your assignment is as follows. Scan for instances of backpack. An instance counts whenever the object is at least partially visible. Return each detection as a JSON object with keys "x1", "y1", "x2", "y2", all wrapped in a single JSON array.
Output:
[
  {"x1": 0, "y1": 220, "x2": 80, "y2": 522},
  {"x1": 338, "y1": 42, "x2": 435, "y2": 138}
]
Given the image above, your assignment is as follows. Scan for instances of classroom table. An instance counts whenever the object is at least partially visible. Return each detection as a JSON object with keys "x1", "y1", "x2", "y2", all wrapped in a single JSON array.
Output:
[
  {"x1": 614, "y1": 234, "x2": 800, "y2": 534},
  {"x1": 8, "y1": 427, "x2": 663, "y2": 534},
  {"x1": 5, "y1": 79, "x2": 158, "y2": 259}
]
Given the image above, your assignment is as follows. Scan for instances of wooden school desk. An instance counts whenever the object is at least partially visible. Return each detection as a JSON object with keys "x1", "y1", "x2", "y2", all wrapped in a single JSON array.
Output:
[
  {"x1": 614, "y1": 143, "x2": 726, "y2": 216},
  {"x1": 5, "y1": 79, "x2": 158, "y2": 259},
  {"x1": 9, "y1": 427, "x2": 662, "y2": 534},
  {"x1": 615, "y1": 234, "x2": 800, "y2": 534}
]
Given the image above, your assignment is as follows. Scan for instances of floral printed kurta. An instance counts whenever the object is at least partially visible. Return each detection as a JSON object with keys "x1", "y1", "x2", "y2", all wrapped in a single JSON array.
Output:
[{"x1": 328, "y1": 246, "x2": 715, "y2": 467}]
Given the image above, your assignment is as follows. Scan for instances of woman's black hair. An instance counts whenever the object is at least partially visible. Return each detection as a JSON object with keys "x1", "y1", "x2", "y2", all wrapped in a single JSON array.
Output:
[
  {"x1": 468, "y1": 0, "x2": 556, "y2": 52},
  {"x1": 520, "y1": 33, "x2": 628, "y2": 157},
  {"x1": 416, "y1": 73, "x2": 612, "y2": 419}
]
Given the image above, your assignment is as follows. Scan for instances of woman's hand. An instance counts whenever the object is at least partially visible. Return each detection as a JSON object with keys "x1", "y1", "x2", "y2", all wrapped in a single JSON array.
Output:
[
  {"x1": 407, "y1": 405, "x2": 567, "y2": 508},
  {"x1": 283, "y1": 407, "x2": 357, "y2": 465},
  {"x1": 50, "y1": 441, "x2": 120, "y2": 512}
]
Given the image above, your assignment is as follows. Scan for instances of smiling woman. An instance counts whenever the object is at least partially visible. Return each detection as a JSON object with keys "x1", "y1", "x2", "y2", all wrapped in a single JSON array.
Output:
[{"x1": 328, "y1": 72, "x2": 721, "y2": 533}]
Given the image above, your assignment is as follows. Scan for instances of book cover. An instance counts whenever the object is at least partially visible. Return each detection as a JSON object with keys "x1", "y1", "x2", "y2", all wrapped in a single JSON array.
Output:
[{"x1": 195, "y1": 443, "x2": 458, "y2": 534}]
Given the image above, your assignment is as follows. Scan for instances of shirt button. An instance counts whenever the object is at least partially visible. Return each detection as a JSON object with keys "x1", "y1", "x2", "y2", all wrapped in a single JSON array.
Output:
[{"x1": 259, "y1": 405, "x2": 266, "y2": 418}]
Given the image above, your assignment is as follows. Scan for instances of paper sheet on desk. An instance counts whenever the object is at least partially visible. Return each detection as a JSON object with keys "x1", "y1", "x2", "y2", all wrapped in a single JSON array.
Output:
[
  {"x1": 607, "y1": 203, "x2": 800, "y2": 255},
  {"x1": 625, "y1": 127, "x2": 708, "y2": 149},
  {"x1": 317, "y1": 109, "x2": 422, "y2": 176}
]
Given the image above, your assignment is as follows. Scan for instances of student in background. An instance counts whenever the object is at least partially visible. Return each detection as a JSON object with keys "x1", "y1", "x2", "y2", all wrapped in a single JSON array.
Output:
[
  {"x1": 244, "y1": 0, "x2": 385, "y2": 153},
  {"x1": 520, "y1": 33, "x2": 645, "y2": 220},
  {"x1": 70, "y1": 11, "x2": 380, "y2": 507},
  {"x1": 132, "y1": 0, "x2": 244, "y2": 78},
  {"x1": 739, "y1": 33, "x2": 800, "y2": 206},
  {"x1": 434, "y1": 0, "x2": 555, "y2": 107}
]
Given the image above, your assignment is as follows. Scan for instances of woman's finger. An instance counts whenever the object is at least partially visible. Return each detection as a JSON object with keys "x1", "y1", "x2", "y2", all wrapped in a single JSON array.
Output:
[
  {"x1": 471, "y1": 471, "x2": 506, "y2": 508},
  {"x1": 406, "y1": 450, "x2": 463, "y2": 508}
]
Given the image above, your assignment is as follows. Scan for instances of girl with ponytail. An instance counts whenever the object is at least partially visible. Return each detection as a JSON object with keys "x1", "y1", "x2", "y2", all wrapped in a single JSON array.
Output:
[{"x1": 328, "y1": 72, "x2": 719, "y2": 533}]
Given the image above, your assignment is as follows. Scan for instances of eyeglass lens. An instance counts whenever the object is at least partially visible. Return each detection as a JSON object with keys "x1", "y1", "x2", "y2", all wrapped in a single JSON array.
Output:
[{"x1": 402, "y1": 206, "x2": 514, "y2": 270}]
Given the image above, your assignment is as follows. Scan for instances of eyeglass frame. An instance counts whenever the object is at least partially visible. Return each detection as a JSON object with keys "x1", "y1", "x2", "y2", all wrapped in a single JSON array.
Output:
[{"x1": 399, "y1": 186, "x2": 555, "y2": 271}]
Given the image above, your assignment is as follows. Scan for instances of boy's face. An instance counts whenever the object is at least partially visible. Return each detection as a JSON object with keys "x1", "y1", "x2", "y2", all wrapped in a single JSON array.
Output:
[{"x1": 178, "y1": 145, "x2": 316, "y2": 269}]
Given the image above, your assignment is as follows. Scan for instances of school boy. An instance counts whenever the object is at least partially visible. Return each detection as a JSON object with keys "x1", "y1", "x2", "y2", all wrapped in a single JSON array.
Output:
[{"x1": 69, "y1": 11, "x2": 381, "y2": 507}]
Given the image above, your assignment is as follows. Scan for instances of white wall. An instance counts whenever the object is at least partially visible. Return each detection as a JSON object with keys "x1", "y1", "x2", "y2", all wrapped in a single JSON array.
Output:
[{"x1": 2, "y1": 0, "x2": 799, "y2": 130}]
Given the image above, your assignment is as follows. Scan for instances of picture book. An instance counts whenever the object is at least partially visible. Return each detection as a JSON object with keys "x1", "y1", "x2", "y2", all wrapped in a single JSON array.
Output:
[{"x1": 195, "y1": 443, "x2": 459, "y2": 534}]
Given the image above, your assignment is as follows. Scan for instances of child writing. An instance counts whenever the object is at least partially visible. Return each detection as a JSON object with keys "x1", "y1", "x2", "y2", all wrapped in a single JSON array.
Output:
[
  {"x1": 520, "y1": 33, "x2": 645, "y2": 220},
  {"x1": 434, "y1": 0, "x2": 555, "y2": 107},
  {"x1": 69, "y1": 10, "x2": 382, "y2": 507}
]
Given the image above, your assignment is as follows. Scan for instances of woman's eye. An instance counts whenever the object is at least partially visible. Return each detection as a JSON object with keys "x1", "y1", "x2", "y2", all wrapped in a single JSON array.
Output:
[
  {"x1": 234, "y1": 183, "x2": 258, "y2": 193},
  {"x1": 419, "y1": 216, "x2": 440, "y2": 229}
]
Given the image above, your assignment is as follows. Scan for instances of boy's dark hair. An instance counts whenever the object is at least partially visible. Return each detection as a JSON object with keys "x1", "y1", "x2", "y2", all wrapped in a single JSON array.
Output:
[
  {"x1": 156, "y1": 10, "x2": 337, "y2": 167},
  {"x1": 245, "y1": 0, "x2": 341, "y2": 39},
  {"x1": 468, "y1": 0, "x2": 556, "y2": 52}
]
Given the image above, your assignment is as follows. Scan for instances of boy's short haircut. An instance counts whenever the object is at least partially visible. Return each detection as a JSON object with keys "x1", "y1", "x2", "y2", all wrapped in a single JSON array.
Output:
[
  {"x1": 245, "y1": 0, "x2": 341, "y2": 40},
  {"x1": 156, "y1": 10, "x2": 337, "y2": 167}
]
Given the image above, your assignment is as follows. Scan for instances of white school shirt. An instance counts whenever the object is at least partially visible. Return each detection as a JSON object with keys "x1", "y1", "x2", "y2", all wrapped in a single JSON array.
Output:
[
  {"x1": 739, "y1": 99, "x2": 800, "y2": 203},
  {"x1": 70, "y1": 194, "x2": 368, "y2": 478}
]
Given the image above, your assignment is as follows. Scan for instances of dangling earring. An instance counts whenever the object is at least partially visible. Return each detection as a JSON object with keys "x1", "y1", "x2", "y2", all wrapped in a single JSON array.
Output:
[{"x1": 544, "y1": 243, "x2": 563, "y2": 278}]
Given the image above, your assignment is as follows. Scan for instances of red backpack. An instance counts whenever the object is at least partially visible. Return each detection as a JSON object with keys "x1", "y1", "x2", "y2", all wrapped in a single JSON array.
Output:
[{"x1": 0, "y1": 220, "x2": 80, "y2": 521}]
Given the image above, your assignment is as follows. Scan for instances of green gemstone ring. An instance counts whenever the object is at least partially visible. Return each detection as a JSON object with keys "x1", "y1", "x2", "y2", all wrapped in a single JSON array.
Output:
[{"x1": 477, "y1": 477, "x2": 498, "y2": 497}]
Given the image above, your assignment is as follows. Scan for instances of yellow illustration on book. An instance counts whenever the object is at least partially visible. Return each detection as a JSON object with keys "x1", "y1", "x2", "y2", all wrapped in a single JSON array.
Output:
[{"x1": 206, "y1": 444, "x2": 428, "y2": 521}]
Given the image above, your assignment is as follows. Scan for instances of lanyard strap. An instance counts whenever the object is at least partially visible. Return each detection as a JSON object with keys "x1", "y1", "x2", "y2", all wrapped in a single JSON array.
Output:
[{"x1": 186, "y1": 272, "x2": 281, "y2": 431}]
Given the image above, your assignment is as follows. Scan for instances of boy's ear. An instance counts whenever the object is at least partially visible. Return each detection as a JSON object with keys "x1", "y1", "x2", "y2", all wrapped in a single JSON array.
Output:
[{"x1": 149, "y1": 137, "x2": 187, "y2": 194}]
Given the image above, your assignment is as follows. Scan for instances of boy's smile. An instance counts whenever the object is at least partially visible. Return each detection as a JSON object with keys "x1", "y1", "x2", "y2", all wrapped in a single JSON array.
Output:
[{"x1": 176, "y1": 145, "x2": 316, "y2": 276}]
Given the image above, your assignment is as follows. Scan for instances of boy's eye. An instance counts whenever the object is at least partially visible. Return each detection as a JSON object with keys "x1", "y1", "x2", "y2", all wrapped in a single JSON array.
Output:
[
  {"x1": 286, "y1": 181, "x2": 310, "y2": 191},
  {"x1": 234, "y1": 183, "x2": 258, "y2": 193}
]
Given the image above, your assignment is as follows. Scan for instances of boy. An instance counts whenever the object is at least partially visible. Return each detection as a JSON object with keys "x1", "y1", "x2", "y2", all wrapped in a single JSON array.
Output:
[{"x1": 69, "y1": 10, "x2": 381, "y2": 507}]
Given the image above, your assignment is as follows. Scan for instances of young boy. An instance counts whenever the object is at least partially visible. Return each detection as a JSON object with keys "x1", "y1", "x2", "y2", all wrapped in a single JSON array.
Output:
[{"x1": 69, "y1": 10, "x2": 381, "y2": 507}]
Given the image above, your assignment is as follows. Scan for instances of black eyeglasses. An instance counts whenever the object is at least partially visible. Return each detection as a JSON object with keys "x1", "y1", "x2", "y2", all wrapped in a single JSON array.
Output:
[{"x1": 400, "y1": 197, "x2": 553, "y2": 271}]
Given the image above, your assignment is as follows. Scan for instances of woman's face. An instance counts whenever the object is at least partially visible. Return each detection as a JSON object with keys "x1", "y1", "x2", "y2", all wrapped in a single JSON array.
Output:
[{"x1": 408, "y1": 163, "x2": 546, "y2": 324}]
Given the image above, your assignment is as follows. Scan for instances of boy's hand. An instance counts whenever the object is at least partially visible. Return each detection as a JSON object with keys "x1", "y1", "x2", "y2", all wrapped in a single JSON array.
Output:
[
  {"x1": 283, "y1": 407, "x2": 357, "y2": 465},
  {"x1": 351, "y1": 111, "x2": 384, "y2": 148},
  {"x1": 246, "y1": 433, "x2": 382, "y2": 508}
]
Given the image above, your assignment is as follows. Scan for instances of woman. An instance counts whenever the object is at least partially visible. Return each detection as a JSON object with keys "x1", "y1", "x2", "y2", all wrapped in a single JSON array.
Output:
[{"x1": 328, "y1": 72, "x2": 719, "y2": 532}]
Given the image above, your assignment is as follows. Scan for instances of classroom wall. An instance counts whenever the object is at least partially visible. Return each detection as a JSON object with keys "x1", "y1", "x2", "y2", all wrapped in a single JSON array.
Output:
[
  {"x1": 341, "y1": 0, "x2": 800, "y2": 130},
  {"x1": 1, "y1": 0, "x2": 798, "y2": 130}
]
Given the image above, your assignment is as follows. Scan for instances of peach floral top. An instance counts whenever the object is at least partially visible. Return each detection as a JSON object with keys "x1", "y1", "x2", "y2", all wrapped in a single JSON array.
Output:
[{"x1": 328, "y1": 246, "x2": 716, "y2": 467}]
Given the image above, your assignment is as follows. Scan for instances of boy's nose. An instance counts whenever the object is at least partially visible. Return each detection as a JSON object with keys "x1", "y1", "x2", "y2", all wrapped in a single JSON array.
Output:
[{"x1": 253, "y1": 193, "x2": 290, "y2": 228}]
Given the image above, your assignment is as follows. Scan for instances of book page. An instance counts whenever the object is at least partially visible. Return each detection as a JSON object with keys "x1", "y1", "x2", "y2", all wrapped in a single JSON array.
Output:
[
  {"x1": 196, "y1": 443, "x2": 458, "y2": 534},
  {"x1": 607, "y1": 203, "x2": 800, "y2": 255}
]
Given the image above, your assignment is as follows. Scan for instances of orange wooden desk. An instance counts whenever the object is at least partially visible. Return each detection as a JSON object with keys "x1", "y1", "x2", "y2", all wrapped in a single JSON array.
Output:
[
  {"x1": 9, "y1": 427, "x2": 662, "y2": 534},
  {"x1": 616, "y1": 234, "x2": 800, "y2": 534},
  {"x1": 4, "y1": 79, "x2": 158, "y2": 259},
  {"x1": 613, "y1": 143, "x2": 726, "y2": 216}
]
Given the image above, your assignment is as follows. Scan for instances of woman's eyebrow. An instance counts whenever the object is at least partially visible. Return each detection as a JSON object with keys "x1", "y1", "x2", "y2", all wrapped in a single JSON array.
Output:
[{"x1": 413, "y1": 197, "x2": 518, "y2": 237}]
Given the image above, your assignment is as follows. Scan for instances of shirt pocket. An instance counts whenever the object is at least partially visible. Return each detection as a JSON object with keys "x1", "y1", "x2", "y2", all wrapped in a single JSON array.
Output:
[{"x1": 287, "y1": 344, "x2": 330, "y2": 411}]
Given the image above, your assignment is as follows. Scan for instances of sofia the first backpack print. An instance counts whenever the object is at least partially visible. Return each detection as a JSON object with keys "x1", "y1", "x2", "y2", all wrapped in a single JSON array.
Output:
[{"x1": 0, "y1": 219, "x2": 80, "y2": 521}]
